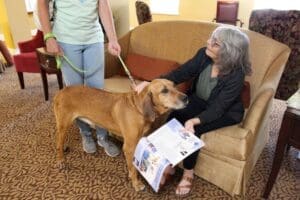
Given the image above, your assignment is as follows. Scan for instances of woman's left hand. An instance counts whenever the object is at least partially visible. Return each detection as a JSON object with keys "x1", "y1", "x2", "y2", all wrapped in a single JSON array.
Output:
[
  {"x1": 107, "y1": 40, "x2": 121, "y2": 56},
  {"x1": 184, "y1": 118, "x2": 201, "y2": 134}
]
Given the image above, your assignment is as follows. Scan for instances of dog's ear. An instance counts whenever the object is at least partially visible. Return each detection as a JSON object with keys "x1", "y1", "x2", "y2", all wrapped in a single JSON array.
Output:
[{"x1": 143, "y1": 92, "x2": 156, "y2": 122}]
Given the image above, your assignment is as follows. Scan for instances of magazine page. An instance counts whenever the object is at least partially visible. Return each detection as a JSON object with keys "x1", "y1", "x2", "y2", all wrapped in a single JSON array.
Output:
[
  {"x1": 147, "y1": 118, "x2": 205, "y2": 166},
  {"x1": 133, "y1": 137, "x2": 171, "y2": 192}
]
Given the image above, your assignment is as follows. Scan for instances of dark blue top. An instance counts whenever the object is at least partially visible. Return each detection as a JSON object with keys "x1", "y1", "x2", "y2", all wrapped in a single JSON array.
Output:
[{"x1": 162, "y1": 47, "x2": 245, "y2": 124}]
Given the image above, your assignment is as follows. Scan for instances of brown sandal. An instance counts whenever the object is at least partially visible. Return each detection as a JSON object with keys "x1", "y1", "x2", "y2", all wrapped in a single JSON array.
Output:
[{"x1": 175, "y1": 175, "x2": 193, "y2": 197}]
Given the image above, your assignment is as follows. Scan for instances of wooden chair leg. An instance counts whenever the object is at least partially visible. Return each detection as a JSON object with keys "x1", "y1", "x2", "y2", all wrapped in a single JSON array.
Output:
[
  {"x1": 57, "y1": 71, "x2": 63, "y2": 89},
  {"x1": 40, "y1": 69, "x2": 49, "y2": 101},
  {"x1": 17, "y1": 72, "x2": 25, "y2": 89}
]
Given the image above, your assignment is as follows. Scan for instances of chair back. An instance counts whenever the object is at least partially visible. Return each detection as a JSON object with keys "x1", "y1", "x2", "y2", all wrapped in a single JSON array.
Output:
[
  {"x1": 135, "y1": 1, "x2": 152, "y2": 25},
  {"x1": 214, "y1": 1, "x2": 243, "y2": 27}
]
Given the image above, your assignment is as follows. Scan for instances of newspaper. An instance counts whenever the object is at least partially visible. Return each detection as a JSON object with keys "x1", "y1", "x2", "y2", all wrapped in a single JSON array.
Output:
[{"x1": 133, "y1": 118, "x2": 205, "y2": 192}]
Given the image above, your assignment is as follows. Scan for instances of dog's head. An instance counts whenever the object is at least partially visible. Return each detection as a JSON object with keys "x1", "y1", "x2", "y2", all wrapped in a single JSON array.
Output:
[{"x1": 139, "y1": 79, "x2": 188, "y2": 121}]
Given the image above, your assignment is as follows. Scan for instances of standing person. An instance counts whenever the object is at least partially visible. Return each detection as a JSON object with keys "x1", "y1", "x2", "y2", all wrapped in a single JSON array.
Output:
[
  {"x1": 37, "y1": 0, "x2": 121, "y2": 157},
  {"x1": 135, "y1": 26, "x2": 252, "y2": 196}
]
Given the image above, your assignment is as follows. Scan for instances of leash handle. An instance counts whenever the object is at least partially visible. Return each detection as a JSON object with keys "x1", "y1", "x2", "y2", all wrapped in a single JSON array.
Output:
[{"x1": 118, "y1": 55, "x2": 137, "y2": 87}]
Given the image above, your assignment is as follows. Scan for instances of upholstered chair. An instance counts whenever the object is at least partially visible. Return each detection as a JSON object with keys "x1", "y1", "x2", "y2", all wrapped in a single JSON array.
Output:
[
  {"x1": 249, "y1": 9, "x2": 300, "y2": 100},
  {"x1": 135, "y1": 1, "x2": 152, "y2": 25},
  {"x1": 13, "y1": 30, "x2": 63, "y2": 100},
  {"x1": 13, "y1": 30, "x2": 45, "y2": 89}
]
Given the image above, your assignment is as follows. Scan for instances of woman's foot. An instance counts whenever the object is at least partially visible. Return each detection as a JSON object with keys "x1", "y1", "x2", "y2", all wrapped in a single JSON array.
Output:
[
  {"x1": 160, "y1": 165, "x2": 175, "y2": 186},
  {"x1": 175, "y1": 169, "x2": 194, "y2": 197}
]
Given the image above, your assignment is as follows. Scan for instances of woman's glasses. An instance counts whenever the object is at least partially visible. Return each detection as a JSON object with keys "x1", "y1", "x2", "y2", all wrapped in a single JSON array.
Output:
[{"x1": 208, "y1": 38, "x2": 221, "y2": 48}]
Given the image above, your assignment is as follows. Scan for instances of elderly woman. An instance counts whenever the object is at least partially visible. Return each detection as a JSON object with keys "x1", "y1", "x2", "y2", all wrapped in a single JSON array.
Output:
[{"x1": 135, "y1": 25, "x2": 252, "y2": 196}]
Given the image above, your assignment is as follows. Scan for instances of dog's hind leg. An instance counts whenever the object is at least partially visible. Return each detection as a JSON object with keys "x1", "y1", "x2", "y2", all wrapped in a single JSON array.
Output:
[{"x1": 55, "y1": 116, "x2": 73, "y2": 170}]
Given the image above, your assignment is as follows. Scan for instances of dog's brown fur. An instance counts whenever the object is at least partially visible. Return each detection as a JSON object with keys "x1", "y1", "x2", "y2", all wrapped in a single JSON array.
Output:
[{"x1": 53, "y1": 79, "x2": 188, "y2": 191}]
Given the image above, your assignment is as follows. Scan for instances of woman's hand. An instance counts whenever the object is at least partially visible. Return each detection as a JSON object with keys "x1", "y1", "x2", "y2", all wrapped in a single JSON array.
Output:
[
  {"x1": 184, "y1": 118, "x2": 201, "y2": 134},
  {"x1": 134, "y1": 81, "x2": 150, "y2": 93},
  {"x1": 45, "y1": 38, "x2": 63, "y2": 56},
  {"x1": 107, "y1": 40, "x2": 121, "y2": 56}
]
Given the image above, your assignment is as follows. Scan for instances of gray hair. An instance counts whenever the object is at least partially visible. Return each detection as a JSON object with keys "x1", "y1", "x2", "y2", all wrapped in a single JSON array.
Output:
[{"x1": 211, "y1": 26, "x2": 252, "y2": 76}]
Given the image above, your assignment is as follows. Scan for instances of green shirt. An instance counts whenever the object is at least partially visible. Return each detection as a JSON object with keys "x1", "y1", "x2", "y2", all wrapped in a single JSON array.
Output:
[
  {"x1": 53, "y1": 0, "x2": 104, "y2": 44},
  {"x1": 195, "y1": 65, "x2": 218, "y2": 101}
]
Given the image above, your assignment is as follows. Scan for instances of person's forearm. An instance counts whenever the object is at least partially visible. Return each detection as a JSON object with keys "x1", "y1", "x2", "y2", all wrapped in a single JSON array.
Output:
[
  {"x1": 99, "y1": 0, "x2": 118, "y2": 42},
  {"x1": 37, "y1": 0, "x2": 52, "y2": 34}
]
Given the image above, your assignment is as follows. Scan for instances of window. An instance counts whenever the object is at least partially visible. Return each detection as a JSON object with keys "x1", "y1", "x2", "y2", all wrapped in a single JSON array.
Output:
[
  {"x1": 25, "y1": 0, "x2": 36, "y2": 13},
  {"x1": 254, "y1": 0, "x2": 300, "y2": 10},
  {"x1": 150, "y1": 0, "x2": 180, "y2": 15}
]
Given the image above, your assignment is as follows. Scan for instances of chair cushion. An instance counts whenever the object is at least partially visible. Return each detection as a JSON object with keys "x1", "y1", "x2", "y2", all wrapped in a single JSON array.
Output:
[
  {"x1": 122, "y1": 53, "x2": 180, "y2": 81},
  {"x1": 13, "y1": 52, "x2": 40, "y2": 73},
  {"x1": 242, "y1": 81, "x2": 251, "y2": 108},
  {"x1": 121, "y1": 53, "x2": 191, "y2": 92}
]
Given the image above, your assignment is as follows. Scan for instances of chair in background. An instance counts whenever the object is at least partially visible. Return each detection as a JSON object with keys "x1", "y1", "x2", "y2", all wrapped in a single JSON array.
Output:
[
  {"x1": 13, "y1": 30, "x2": 63, "y2": 101},
  {"x1": 212, "y1": 1, "x2": 244, "y2": 27},
  {"x1": 0, "y1": 40, "x2": 13, "y2": 67},
  {"x1": 36, "y1": 48, "x2": 63, "y2": 101},
  {"x1": 135, "y1": 1, "x2": 152, "y2": 25},
  {"x1": 13, "y1": 30, "x2": 44, "y2": 89},
  {"x1": 249, "y1": 9, "x2": 300, "y2": 100}
]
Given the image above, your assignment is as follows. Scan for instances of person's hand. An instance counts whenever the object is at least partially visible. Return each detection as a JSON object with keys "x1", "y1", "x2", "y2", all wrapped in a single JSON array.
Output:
[
  {"x1": 184, "y1": 118, "x2": 201, "y2": 134},
  {"x1": 107, "y1": 40, "x2": 121, "y2": 56},
  {"x1": 134, "y1": 81, "x2": 150, "y2": 93},
  {"x1": 45, "y1": 38, "x2": 63, "y2": 56}
]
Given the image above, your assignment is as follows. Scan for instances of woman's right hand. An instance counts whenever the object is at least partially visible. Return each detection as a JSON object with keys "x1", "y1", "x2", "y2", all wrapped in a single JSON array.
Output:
[
  {"x1": 45, "y1": 38, "x2": 63, "y2": 56},
  {"x1": 134, "y1": 81, "x2": 150, "y2": 93}
]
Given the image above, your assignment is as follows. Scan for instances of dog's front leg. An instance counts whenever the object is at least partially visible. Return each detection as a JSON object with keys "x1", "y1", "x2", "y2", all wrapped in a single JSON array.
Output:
[
  {"x1": 55, "y1": 123, "x2": 70, "y2": 170},
  {"x1": 123, "y1": 138, "x2": 145, "y2": 191}
]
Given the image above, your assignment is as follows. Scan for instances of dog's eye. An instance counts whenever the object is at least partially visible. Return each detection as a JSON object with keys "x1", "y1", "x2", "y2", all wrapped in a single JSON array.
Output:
[{"x1": 161, "y1": 88, "x2": 169, "y2": 94}]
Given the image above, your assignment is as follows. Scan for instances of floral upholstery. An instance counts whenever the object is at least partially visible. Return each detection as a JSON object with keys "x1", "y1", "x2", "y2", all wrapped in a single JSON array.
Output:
[
  {"x1": 249, "y1": 9, "x2": 300, "y2": 100},
  {"x1": 135, "y1": 1, "x2": 152, "y2": 25}
]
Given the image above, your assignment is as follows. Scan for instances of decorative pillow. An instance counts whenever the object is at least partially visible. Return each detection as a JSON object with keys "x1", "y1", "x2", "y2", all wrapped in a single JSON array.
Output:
[
  {"x1": 242, "y1": 81, "x2": 251, "y2": 108},
  {"x1": 122, "y1": 53, "x2": 180, "y2": 81}
]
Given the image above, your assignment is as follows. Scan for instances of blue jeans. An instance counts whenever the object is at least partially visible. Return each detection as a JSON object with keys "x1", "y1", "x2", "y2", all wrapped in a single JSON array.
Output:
[{"x1": 59, "y1": 42, "x2": 107, "y2": 139}]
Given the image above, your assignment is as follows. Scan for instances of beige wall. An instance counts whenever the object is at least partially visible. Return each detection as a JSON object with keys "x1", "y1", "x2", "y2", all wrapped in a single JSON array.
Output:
[
  {"x1": 1, "y1": 0, "x2": 255, "y2": 45},
  {"x1": 130, "y1": 0, "x2": 254, "y2": 29},
  {"x1": 110, "y1": 0, "x2": 130, "y2": 37},
  {"x1": 0, "y1": 0, "x2": 31, "y2": 48}
]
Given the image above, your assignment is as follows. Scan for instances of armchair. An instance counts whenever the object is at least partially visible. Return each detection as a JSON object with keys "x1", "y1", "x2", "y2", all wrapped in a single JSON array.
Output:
[
  {"x1": 0, "y1": 40, "x2": 13, "y2": 67},
  {"x1": 13, "y1": 30, "x2": 63, "y2": 100},
  {"x1": 13, "y1": 30, "x2": 44, "y2": 89},
  {"x1": 212, "y1": 1, "x2": 244, "y2": 27},
  {"x1": 249, "y1": 9, "x2": 300, "y2": 100},
  {"x1": 135, "y1": 1, "x2": 152, "y2": 25}
]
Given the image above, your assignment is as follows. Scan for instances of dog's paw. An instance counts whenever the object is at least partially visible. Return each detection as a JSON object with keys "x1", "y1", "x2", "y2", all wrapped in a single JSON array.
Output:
[
  {"x1": 63, "y1": 146, "x2": 70, "y2": 153},
  {"x1": 55, "y1": 160, "x2": 68, "y2": 170},
  {"x1": 133, "y1": 181, "x2": 145, "y2": 191}
]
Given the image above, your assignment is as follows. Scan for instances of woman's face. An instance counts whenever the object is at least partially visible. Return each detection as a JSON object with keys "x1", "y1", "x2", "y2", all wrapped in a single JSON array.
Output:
[{"x1": 205, "y1": 37, "x2": 221, "y2": 62}]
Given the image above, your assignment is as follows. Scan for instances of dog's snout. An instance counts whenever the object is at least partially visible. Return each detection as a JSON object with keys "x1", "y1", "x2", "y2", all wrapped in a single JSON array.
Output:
[{"x1": 181, "y1": 94, "x2": 188, "y2": 105}]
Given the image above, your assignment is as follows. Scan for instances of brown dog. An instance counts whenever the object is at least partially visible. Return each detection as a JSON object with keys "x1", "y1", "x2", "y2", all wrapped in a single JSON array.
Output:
[{"x1": 53, "y1": 79, "x2": 188, "y2": 191}]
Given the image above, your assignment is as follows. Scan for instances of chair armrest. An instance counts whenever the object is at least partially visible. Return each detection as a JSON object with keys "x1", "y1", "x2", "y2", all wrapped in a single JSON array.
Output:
[
  {"x1": 201, "y1": 125, "x2": 252, "y2": 160},
  {"x1": 105, "y1": 31, "x2": 131, "y2": 78},
  {"x1": 237, "y1": 19, "x2": 244, "y2": 27},
  {"x1": 242, "y1": 89, "x2": 274, "y2": 135}
]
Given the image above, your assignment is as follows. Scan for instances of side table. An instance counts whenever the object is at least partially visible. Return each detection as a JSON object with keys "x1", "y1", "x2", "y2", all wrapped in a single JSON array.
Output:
[{"x1": 263, "y1": 89, "x2": 300, "y2": 198}]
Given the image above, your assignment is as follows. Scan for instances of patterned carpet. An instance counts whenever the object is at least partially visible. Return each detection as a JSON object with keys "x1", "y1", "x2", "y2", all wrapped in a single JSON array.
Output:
[{"x1": 0, "y1": 67, "x2": 299, "y2": 200}]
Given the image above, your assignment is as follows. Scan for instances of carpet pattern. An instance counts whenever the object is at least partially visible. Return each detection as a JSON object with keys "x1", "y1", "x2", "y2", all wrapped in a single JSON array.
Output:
[{"x1": 0, "y1": 67, "x2": 299, "y2": 199}]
